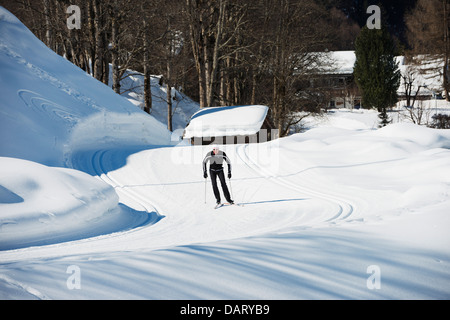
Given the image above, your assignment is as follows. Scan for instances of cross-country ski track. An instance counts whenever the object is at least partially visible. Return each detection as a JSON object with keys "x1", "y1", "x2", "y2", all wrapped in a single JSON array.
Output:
[
  {"x1": 1, "y1": 6, "x2": 450, "y2": 299},
  {"x1": 2, "y1": 133, "x2": 450, "y2": 299},
  {"x1": 69, "y1": 142, "x2": 363, "y2": 254}
]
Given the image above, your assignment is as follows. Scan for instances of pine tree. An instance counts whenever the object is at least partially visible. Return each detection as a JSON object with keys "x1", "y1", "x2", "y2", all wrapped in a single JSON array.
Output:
[{"x1": 354, "y1": 25, "x2": 400, "y2": 127}]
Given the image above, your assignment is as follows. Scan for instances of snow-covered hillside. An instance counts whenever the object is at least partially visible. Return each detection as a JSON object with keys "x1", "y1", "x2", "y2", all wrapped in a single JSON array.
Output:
[
  {"x1": 1, "y1": 7, "x2": 450, "y2": 300},
  {"x1": 0, "y1": 6, "x2": 170, "y2": 251},
  {"x1": 0, "y1": 7, "x2": 171, "y2": 167},
  {"x1": 112, "y1": 70, "x2": 199, "y2": 132}
]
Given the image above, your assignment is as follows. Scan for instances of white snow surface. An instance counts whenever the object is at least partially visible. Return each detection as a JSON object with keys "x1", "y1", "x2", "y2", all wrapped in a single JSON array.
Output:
[
  {"x1": 1, "y1": 8, "x2": 450, "y2": 299},
  {"x1": 113, "y1": 71, "x2": 200, "y2": 133},
  {"x1": 321, "y1": 50, "x2": 356, "y2": 74},
  {"x1": 0, "y1": 7, "x2": 171, "y2": 167}
]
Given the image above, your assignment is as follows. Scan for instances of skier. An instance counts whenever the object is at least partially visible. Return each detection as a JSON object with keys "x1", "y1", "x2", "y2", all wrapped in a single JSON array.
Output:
[{"x1": 203, "y1": 144, "x2": 234, "y2": 206}]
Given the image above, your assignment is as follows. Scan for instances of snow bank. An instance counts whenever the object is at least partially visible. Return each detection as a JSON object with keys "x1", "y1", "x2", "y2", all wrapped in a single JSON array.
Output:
[
  {"x1": 0, "y1": 7, "x2": 163, "y2": 250},
  {"x1": 0, "y1": 7, "x2": 171, "y2": 166},
  {"x1": 301, "y1": 109, "x2": 380, "y2": 131},
  {"x1": 374, "y1": 122, "x2": 450, "y2": 149},
  {"x1": 0, "y1": 157, "x2": 153, "y2": 250}
]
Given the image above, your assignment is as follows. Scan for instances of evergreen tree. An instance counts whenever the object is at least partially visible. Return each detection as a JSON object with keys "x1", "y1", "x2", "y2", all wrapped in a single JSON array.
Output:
[{"x1": 354, "y1": 25, "x2": 400, "y2": 127}]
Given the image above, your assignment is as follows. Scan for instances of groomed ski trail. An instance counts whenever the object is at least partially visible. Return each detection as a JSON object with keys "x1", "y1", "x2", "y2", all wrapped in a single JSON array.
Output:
[{"x1": 234, "y1": 143, "x2": 360, "y2": 226}]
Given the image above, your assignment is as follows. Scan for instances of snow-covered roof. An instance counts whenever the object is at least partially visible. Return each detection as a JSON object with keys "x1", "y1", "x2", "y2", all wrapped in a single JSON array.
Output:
[
  {"x1": 319, "y1": 51, "x2": 444, "y2": 95},
  {"x1": 319, "y1": 51, "x2": 356, "y2": 75},
  {"x1": 183, "y1": 105, "x2": 268, "y2": 138}
]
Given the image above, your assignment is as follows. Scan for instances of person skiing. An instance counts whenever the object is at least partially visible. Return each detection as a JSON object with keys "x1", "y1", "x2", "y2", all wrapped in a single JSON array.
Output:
[{"x1": 203, "y1": 144, "x2": 234, "y2": 206}]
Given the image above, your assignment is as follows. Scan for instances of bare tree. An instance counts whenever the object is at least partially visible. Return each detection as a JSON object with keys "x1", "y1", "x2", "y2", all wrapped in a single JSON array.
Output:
[
  {"x1": 5, "y1": 0, "x2": 343, "y2": 135},
  {"x1": 401, "y1": 64, "x2": 424, "y2": 109},
  {"x1": 92, "y1": 0, "x2": 106, "y2": 83},
  {"x1": 141, "y1": 1, "x2": 153, "y2": 114},
  {"x1": 184, "y1": 0, "x2": 247, "y2": 108},
  {"x1": 406, "y1": 0, "x2": 450, "y2": 100},
  {"x1": 108, "y1": 1, "x2": 144, "y2": 94},
  {"x1": 252, "y1": 0, "x2": 330, "y2": 136}
]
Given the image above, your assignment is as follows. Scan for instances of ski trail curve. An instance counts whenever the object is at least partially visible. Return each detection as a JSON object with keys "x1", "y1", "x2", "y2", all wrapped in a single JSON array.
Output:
[
  {"x1": 235, "y1": 143, "x2": 360, "y2": 226},
  {"x1": 90, "y1": 149, "x2": 163, "y2": 215},
  {"x1": 70, "y1": 147, "x2": 164, "y2": 231}
]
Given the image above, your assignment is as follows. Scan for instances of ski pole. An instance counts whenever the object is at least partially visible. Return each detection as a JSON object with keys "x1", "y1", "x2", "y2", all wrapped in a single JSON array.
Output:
[
  {"x1": 204, "y1": 177, "x2": 207, "y2": 204},
  {"x1": 228, "y1": 177, "x2": 234, "y2": 199}
]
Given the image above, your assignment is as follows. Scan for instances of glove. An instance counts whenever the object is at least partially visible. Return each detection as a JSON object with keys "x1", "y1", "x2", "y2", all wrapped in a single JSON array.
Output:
[
  {"x1": 228, "y1": 172, "x2": 232, "y2": 179},
  {"x1": 204, "y1": 172, "x2": 208, "y2": 179}
]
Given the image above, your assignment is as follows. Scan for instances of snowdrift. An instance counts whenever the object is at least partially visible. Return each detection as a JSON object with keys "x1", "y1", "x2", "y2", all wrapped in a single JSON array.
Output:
[
  {"x1": 0, "y1": 157, "x2": 156, "y2": 250},
  {"x1": 0, "y1": 7, "x2": 171, "y2": 166},
  {"x1": 0, "y1": 7, "x2": 165, "y2": 249}
]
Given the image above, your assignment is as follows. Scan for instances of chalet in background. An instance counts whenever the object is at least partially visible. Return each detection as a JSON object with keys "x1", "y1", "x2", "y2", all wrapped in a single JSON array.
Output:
[{"x1": 314, "y1": 51, "x2": 445, "y2": 110}]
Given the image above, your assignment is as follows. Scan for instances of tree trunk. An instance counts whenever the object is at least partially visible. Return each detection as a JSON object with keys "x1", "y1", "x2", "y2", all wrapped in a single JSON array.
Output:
[
  {"x1": 43, "y1": 0, "x2": 53, "y2": 49},
  {"x1": 206, "y1": 0, "x2": 226, "y2": 107},
  {"x1": 93, "y1": 0, "x2": 104, "y2": 82},
  {"x1": 186, "y1": 0, "x2": 227, "y2": 108},
  {"x1": 167, "y1": 61, "x2": 173, "y2": 132},
  {"x1": 167, "y1": 84, "x2": 173, "y2": 131},
  {"x1": 87, "y1": 1, "x2": 95, "y2": 76},
  {"x1": 186, "y1": 0, "x2": 205, "y2": 108},
  {"x1": 444, "y1": 0, "x2": 450, "y2": 100},
  {"x1": 111, "y1": 13, "x2": 120, "y2": 94},
  {"x1": 142, "y1": 5, "x2": 152, "y2": 114}
]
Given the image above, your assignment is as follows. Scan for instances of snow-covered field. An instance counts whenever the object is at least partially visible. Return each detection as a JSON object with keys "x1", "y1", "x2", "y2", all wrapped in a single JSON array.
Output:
[{"x1": 1, "y1": 7, "x2": 450, "y2": 300}]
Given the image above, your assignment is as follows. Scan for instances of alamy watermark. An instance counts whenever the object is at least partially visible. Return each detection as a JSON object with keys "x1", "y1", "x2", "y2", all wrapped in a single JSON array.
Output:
[
  {"x1": 170, "y1": 126, "x2": 281, "y2": 174},
  {"x1": 366, "y1": 265, "x2": 381, "y2": 290},
  {"x1": 366, "y1": 5, "x2": 381, "y2": 30},
  {"x1": 66, "y1": 5, "x2": 81, "y2": 30},
  {"x1": 66, "y1": 265, "x2": 81, "y2": 290}
]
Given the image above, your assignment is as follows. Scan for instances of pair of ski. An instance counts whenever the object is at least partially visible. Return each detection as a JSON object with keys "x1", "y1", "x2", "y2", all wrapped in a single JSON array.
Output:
[{"x1": 214, "y1": 202, "x2": 243, "y2": 209}]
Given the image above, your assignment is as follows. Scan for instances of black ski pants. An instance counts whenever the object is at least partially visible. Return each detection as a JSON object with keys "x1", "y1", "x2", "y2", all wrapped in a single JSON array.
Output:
[{"x1": 210, "y1": 168, "x2": 231, "y2": 203}]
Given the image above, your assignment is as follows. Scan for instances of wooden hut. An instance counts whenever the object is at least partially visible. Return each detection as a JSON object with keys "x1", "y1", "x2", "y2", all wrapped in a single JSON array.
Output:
[{"x1": 183, "y1": 105, "x2": 273, "y2": 145}]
